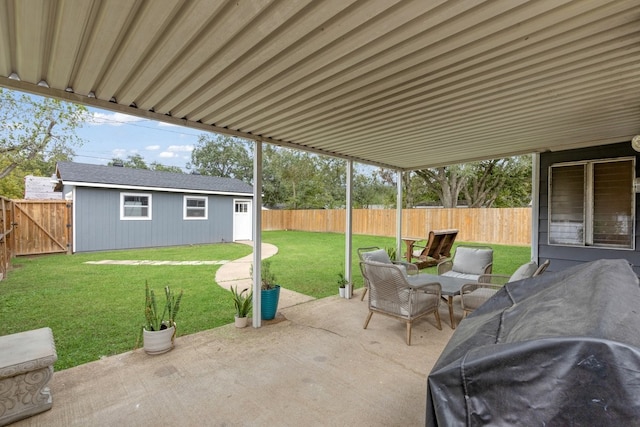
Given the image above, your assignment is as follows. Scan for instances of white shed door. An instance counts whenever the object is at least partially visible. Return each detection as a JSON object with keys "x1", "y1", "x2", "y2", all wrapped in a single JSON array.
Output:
[{"x1": 233, "y1": 200, "x2": 252, "y2": 241}]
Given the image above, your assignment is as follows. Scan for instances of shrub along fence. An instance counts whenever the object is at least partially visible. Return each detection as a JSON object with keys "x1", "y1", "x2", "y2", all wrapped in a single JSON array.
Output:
[{"x1": 262, "y1": 208, "x2": 532, "y2": 246}]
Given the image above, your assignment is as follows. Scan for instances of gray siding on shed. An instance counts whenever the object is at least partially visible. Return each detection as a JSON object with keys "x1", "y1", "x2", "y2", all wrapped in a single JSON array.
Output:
[
  {"x1": 73, "y1": 187, "x2": 234, "y2": 252},
  {"x1": 538, "y1": 142, "x2": 640, "y2": 275}
]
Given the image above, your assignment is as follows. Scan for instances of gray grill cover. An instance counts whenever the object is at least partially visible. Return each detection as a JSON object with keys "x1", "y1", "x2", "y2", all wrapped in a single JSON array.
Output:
[{"x1": 426, "y1": 259, "x2": 640, "y2": 426}]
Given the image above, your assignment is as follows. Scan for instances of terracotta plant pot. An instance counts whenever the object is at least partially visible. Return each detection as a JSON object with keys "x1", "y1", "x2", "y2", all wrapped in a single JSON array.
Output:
[{"x1": 143, "y1": 323, "x2": 176, "y2": 355}]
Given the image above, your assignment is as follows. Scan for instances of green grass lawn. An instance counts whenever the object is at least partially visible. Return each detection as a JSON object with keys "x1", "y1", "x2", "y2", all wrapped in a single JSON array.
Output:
[{"x1": 0, "y1": 231, "x2": 530, "y2": 370}]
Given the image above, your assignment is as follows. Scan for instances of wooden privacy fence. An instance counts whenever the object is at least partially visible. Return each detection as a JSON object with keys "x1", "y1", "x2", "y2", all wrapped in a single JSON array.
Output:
[
  {"x1": 262, "y1": 208, "x2": 532, "y2": 246},
  {"x1": 0, "y1": 200, "x2": 529, "y2": 280}
]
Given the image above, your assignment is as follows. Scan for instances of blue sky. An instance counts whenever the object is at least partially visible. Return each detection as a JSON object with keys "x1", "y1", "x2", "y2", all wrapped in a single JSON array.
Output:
[{"x1": 75, "y1": 107, "x2": 202, "y2": 171}]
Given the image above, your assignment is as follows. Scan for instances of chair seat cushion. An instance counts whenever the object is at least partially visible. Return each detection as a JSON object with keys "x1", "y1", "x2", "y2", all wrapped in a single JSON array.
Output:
[
  {"x1": 463, "y1": 288, "x2": 498, "y2": 311},
  {"x1": 442, "y1": 271, "x2": 480, "y2": 281}
]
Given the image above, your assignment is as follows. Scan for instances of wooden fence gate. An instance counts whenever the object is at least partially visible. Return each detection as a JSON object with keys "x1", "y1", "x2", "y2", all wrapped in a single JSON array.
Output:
[
  {"x1": 10, "y1": 200, "x2": 72, "y2": 256},
  {"x1": 1, "y1": 198, "x2": 72, "y2": 280}
]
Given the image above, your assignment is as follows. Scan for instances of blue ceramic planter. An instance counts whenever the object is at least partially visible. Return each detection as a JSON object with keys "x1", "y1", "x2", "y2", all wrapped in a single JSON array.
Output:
[{"x1": 261, "y1": 285, "x2": 280, "y2": 320}]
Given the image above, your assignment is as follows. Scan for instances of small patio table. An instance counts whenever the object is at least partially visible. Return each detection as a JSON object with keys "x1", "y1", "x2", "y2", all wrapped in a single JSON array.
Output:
[
  {"x1": 408, "y1": 273, "x2": 469, "y2": 329},
  {"x1": 401, "y1": 236, "x2": 424, "y2": 262}
]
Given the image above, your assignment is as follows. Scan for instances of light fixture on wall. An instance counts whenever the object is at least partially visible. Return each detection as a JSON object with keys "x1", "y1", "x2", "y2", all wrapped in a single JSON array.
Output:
[{"x1": 632, "y1": 135, "x2": 640, "y2": 152}]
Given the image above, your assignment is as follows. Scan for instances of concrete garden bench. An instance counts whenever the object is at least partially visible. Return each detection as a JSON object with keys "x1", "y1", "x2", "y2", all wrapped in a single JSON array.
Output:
[{"x1": 0, "y1": 327, "x2": 57, "y2": 426}]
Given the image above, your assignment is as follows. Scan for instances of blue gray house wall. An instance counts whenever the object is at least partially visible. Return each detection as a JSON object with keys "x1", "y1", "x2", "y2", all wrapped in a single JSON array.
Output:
[
  {"x1": 538, "y1": 141, "x2": 640, "y2": 275},
  {"x1": 72, "y1": 187, "x2": 234, "y2": 252}
]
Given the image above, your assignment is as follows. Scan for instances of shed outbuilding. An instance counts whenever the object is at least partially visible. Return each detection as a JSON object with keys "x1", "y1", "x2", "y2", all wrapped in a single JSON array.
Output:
[{"x1": 55, "y1": 162, "x2": 253, "y2": 253}]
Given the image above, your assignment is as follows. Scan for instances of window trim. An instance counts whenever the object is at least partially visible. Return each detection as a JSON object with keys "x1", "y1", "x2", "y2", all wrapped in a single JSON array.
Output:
[
  {"x1": 183, "y1": 195, "x2": 208, "y2": 220},
  {"x1": 548, "y1": 156, "x2": 635, "y2": 250},
  {"x1": 120, "y1": 192, "x2": 152, "y2": 221}
]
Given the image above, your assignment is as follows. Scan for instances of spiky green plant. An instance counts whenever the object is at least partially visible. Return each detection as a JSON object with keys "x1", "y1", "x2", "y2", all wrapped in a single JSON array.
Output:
[
  {"x1": 144, "y1": 282, "x2": 183, "y2": 331},
  {"x1": 385, "y1": 246, "x2": 397, "y2": 261},
  {"x1": 230, "y1": 285, "x2": 252, "y2": 318}
]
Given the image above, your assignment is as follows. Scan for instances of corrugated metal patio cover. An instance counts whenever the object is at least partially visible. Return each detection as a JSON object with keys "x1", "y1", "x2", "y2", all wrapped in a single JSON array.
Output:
[{"x1": 1, "y1": 0, "x2": 639, "y2": 169}]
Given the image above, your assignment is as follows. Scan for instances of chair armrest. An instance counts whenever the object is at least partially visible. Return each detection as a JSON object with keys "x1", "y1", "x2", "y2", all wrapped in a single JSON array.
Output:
[
  {"x1": 461, "y1": 282, "x2": 502, "y2": 294},
  {"x1": 483, "y1": 262, "x2": 493, "y2": 274},
  {"x1": 478, "y1": 274, "x2": 510, "y2": 285},
  {"x1": 393, "y1": 260, "x2": 419, "y2": 275},
  {"x1": 437, "y1": 260, "x2": 453, "y2": 275}
]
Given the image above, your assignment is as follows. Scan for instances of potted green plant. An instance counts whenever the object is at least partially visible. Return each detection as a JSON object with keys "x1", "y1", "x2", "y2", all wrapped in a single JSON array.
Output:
[
  {"x1": 337, "y1": 271, "x2": 349, "y2": 298},
  {"x1": 142, "y1": 282, "x2": 183, "y2": 355},
  {"x1": 230, "y1": 285, "x2": 252, "y2": 328},
  {"x1": 251, "y1": 260, "x2": 280, "y2": 320}
]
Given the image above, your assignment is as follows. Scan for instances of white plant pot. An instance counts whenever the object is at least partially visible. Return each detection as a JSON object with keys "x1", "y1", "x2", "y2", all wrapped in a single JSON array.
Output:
[
  {"x1": 234, "y1": 316, "x2": 248, "y2": 328},
  {"x1": 345, "y1": 284, "x2": 352, "y2": 299},
  {"x1": 143, "y1": 324, "x2": 175, "y2": 355},
  {"x1": 339, "y1": 287, "x2": 346, "y2": 298}
]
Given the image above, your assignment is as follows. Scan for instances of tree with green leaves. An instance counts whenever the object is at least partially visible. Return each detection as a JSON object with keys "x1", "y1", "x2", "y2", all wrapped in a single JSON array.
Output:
[
  {"x1": 149, "y1": 162, "x2": 183, "y2": 174},
  {"x1": 187, "y1": 134, "x2": 252, "y2": 182},
  {"x1": 411, "y1": 155, "x2": 532, "y2": 208},
  {"x1": 0, "y1": 89, "x2": 87, "y2": 198},
  {"x1": 467, "y1": 156, "x2": 531, "y2": 208},
  {"x1": 414, "y1": 165, "x2": 468, "y2": 208},
  {"x1": 109, "y1": 154, "x2": 184, "y2": 173},
  {"x1": 109, "y1": 153, "x2": 149, "y2": 169}
]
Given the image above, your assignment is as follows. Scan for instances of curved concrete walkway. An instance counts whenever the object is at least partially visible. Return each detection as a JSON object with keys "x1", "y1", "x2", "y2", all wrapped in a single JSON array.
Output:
[{"x1": 215, "y1": 241, "x2": 314, "y2": 310}]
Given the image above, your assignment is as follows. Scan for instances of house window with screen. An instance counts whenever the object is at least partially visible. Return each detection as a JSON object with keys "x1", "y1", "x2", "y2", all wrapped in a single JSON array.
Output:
[
  {"x1": 184, "y1": 196, "x2": 208, "y2": 220},
  {"x1": 120, "y1": 193, "x2": 152, "y2": 220},
  {"x1": 549, "y1": 158, "x2": 635, "y2": 249}
]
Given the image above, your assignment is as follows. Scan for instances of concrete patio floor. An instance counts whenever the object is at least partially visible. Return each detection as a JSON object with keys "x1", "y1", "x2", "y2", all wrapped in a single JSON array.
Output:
[{"x1": 12, "y1": 290, "x2": 459, "y2": 426}]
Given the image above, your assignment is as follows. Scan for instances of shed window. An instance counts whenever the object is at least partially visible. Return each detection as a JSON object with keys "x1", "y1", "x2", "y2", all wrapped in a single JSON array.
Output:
[
  {"x1": 121, "y1": 193, "x2": 152, "y2": 220},
  {"x1": 184, "y1": 196, "x2": 208, "y2": 220},
  {"x1": 549, "y1": 158, "x2": 634, "y2": 249}
]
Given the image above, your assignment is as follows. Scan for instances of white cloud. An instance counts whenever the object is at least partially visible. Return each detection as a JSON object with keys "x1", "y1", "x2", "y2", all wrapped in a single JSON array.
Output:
[
  {"x1": 112, "y1": 148, "x2": 127, "y2": 158},
  {"x1": 146, "y1": 145, "x2": 161, "y2": 151},
  {"x1": 89, "y1": 112, "x2": 145, "y2": 126},
  {"x1": 166, "y1": 145, "x2": 194, "y2": 153},
  {"x1": 111, "y1": 148, "x2": 139, "y2": 158},
  {"x1": 159, "y1": 151, "x2": 177, "y2": 158}
]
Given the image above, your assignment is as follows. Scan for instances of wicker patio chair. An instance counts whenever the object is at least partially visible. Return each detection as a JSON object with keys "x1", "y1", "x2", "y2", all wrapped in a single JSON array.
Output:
[
  {"x1": 460, "y1": 259, "x2": 551, "y2": 316},
  {"x1": 357, "y1": 247, "x2": 418, "y2": 301},
  {"x1": 361, "y1": 260, "x2": 442, "y2": 345},
  {"x1": 437, "y1": 245, "x2": 494, "y2": 281}
]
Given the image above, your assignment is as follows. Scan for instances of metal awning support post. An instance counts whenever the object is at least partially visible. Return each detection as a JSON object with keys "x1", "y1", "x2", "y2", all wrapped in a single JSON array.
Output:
[
  {"x1": 396, "y1": 170, "x2": 403, "y2": 260},
  {"x1": 252, "y1": 140, "x2": 263, "y2": 328},
  {"x1": 345, "y1": 160, "x2": 353, "y2": 297},
  {"x1": 531, "y1": 153, "x2": 540, "y2": 262}
]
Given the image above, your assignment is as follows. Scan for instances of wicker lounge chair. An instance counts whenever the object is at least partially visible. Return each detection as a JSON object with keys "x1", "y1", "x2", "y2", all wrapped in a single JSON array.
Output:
[
  {"x1": 361, "y1": 260, "x2": 442, "y2": 345},
  {"x1": 460, "y1": 259, "x2": 551, "y2": 316},
  {"x1": 357, "y1": 247, "x2": 418, "y2": 301},
  {"x1": 409, "y1": 229, "x2": 458, "y2": 269}
]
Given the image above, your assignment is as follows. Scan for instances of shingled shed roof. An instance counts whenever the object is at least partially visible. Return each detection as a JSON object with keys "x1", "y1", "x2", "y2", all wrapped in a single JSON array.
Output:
[{"x1": 56, "y1": 162, "x2": 253, "y2": 196}]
